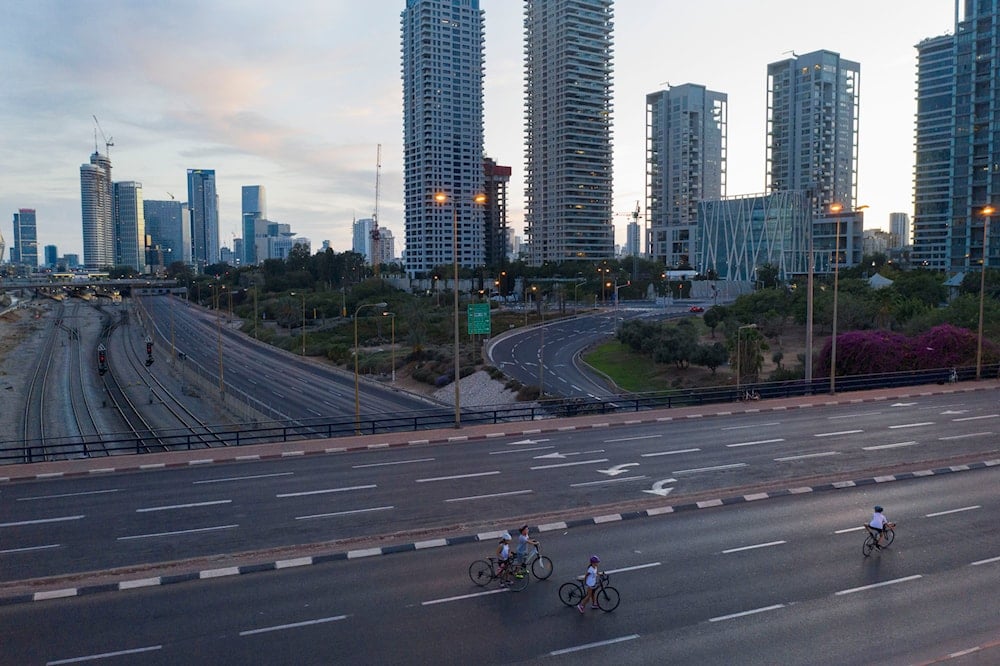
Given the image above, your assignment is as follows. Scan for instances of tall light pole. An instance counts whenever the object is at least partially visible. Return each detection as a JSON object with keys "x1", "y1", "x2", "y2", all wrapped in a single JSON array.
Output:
[
  {"x1": 828, "y1": 204, "x2": 867, "y2": 394},
  {"x1": 383, "y1": 311, "x2": 396, "y2": 384},
  {"x1": 976, "y1": 205, "x2": 995, "y2": 380},
  {"x1": 354, "y1": 301, "x2": 387, "y2": 433},
  {"x1": 290, "y1": 291, "x2": 305, "y2": 355},
  {"x1": 736, "y1": 323, "x2": 757, "y2": 396},
  {"x1": 435, "y1": 191, "x2": 486, "y2": 428}
]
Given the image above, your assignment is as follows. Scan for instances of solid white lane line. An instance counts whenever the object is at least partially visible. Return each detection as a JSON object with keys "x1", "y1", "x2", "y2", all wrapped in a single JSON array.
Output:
[
  {"x1": 296, "y1": 506, "x2": 394, "y2": 519},
  {"x1": 814, "y1": 430, "x2": 863, "y2": 437},
  {"x1": 971, "y1": 556, "x2": 1000, "y2": 566},
  {"x1": 571, "y1": 476, "x2": 648, "y2": 487},
  {"x1": 530, "y1": 459, "x2": 608, "y2": 470},
  {"x1": 722, "y1": 541, "x2": 786, "y2": 554},
  {"x1": 605, "y1": 434, "x2": 661, "y2": 442},
  {"x1": 416, "y1": 471, "x2": 500, "y2": 483},
  {"x1": 775, "y1": 452, "x2": 839, "y2": 461},
  {"x1": 0, "y1": 515, "x2": 84, "y2": 528},
  {"x1": 550, "y1": 635, "x2": 640, "y2": 656},
  {"x1": 709, "y1": 604, "x2": 785, "y2": 622},
  {"x1": 117, "y1": 524, "x2": 238, "y2": 541},
  {"x1": 606, "y1": 562, "x2": 661, "y2": 574},
  {"x1": 47, "y1": 645, "x2": 162, "y2": 664},
  {"x1": 727, "y1": 438, "x2": 784, "y2": 448},
  {"x1": 194, "y1": 472, "x2": 294, "y2": 484},
  {"x1": 952, "y1": 414, "x2": 998, "y2": 422},
  {"x1": 17, "y1": 489, "x2": 121, "y2": 501},
  {"x1": 888, "y1": 421, "x2": 934, "y2": 429},
  {"x1": 835, "y1": 575, "x2": 922, "y2": 595},
  {"x1": 239, "y1": 615, "x2": 348, "y2": 636},
  {"x1": 926, "y1": 505, "x2": 981, "y2": 518},
  {"x1": 445, "y1": 490, "x2": 533, "y2": 502},
  {"x1": 863, "y1": 441, "x2": 916, "y2": 450},
  {"x1": 136, "y1": 500, "x2": 231, "y2": 513},
  {"x1": 939, "y1": 432, "x2": 993, "y2": 441},
  {"x1": 834, "y1": 526, "x2": 867, "y2": 534},
  {"x1": 489, "y1": 446, "x2": 554, "y2": 455},
  {"x1": 673, "y1": 463, "x2": 747, "y2": 474},
  {"x1": 641, "y1": 448, "x2": 700, "y2": 457},
  {"x1": 352, "y1": 458, "x2": 434, "y2": 468},
  {"x1": 423, "y1": 589, "x2": 507, "y2": 605},
  {"x1": 722, "y1": 422, "x2": 780, "y2": 430},
  {"x1": 0, "y1": 543, "x2": 61, "y2": 554},
  {"x1": 277, "y1": 485, "x2": 376, "y2": 497},
  {"x1": 828, "y1": 411, "x2": 882, "y2": 420}
]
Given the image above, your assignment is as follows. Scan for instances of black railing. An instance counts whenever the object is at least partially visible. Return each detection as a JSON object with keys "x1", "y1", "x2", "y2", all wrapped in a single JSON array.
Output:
[{"x1": 3, "y1": 364, "x2": 994, "y2": 464}]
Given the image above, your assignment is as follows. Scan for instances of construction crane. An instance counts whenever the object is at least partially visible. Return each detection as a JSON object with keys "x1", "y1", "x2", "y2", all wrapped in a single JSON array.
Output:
[
  {"x1": 92, "y1": 115, "x2": 114, "y2": 158},
  {"x1": 370, "y1": 144, "x2": 382, "y2": 278}
]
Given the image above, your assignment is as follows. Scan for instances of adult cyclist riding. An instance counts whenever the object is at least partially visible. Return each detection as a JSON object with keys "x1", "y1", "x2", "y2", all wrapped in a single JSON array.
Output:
[{"x1": 867, "y1": 505, "x2": 895, "y2": 548}]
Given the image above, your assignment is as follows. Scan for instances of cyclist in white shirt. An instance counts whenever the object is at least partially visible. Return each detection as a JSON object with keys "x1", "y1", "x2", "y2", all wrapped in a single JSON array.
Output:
[
  {"x1": 868, "y1": 505, "x2": 894, "y2": 548},
  {"x1": 516, "y1": 525, "x2": 539, "y2": 565},
  {"x1": 577, "y1": 555, "x2": 602, "y2": 613},
  {"x1": 496, "y1": 532, "x2": 513, "y2": 585}
]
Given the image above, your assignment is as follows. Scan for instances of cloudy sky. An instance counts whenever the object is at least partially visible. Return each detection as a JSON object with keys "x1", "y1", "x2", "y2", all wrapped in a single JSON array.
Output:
[{"x1": 1, "y1": 1, "x2": 955, "y2": 262}]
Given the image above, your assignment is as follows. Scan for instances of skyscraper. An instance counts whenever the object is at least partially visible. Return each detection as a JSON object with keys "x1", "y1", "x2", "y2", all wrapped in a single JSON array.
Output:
[
  {"x1": 646, "y1": 84, "x2": 728, "y2": 267},
  {"x1": 766, "y1": 50, "x2": 860, "y2": 215},
  {"x1": 524, "y1": 0, "x2": 614, "y2": 265},
  {"x1": 44, "y1": 245, "x2": 58, "y2": 268},
  {"x1": 483, "y1": 157, "x2": 511, "y2": 267},
  {"x1": 12, "y1": 208, "x2": 38, "y2": 268},
  {"x1": 113, "y1": 181, "x2": 146, "y2": 272},
  {"x1": 353, "y1": 218, "x2": 374, "y2": 262},
  {"x1": 81, "y1": 151, "x2": 113, "y2": 269},
  {"x1": 144, "y1": 199, "x2": 190, "y2": 267},
  {"x1": 889, "y1": 212, "x2": 911, "y2": 248},
  {"x1": 187, "y1": 169, "x2": 219, "y2": 270},
  {"x1": 241, "y1": 185, "x2": 267, "y2": 265},
  {"x1": 401, "y1": 0, "x2": 485, "y2": 276},
  {"x1": 913, "y1": 3, "x2": 999, "y2": 273}
]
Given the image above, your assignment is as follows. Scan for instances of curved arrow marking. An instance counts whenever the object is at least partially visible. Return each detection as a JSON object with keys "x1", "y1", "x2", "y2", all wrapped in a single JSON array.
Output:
[
  {"x1": 643, "y1": 479, "x2": 676, "y2": 496},
  {"x1": 597, "y1": 463, "x2": 639, "y2": 477}
]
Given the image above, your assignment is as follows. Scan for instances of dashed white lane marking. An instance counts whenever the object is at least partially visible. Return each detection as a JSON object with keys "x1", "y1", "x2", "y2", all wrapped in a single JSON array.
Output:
[
  {"x1": 423, "y1": 588, "x2": 508, "y2": 605},
  {"x1": 888, "y1": 421, "x2": 935, "y2": 429},
  {"x1": 863, "y1": 441, "x2": 916, "y2": 450},
  {"x1": 673, "y1": 463, "x2": 747, "y2": 474},
  {"x1": 709, "y1": 604, "x2": 785, "y2": 622},
  {"x1": 604, "y1": 434, "x2": 661, "y2": 442},
  {"x1": 775, "y1": 451, "x2": 839, "y2": 461},
  {"x1": 952, "y1": 414, "x2": 998, "y2": 422},
  {"x1": 605, "y1": 562, "x2": 661, "y2": 574},
  {"x1": 239, "y1": 615, "x2": 348, "y2": 636},
  {"x1": 489, "y1": 446, "x2": 554, "y2": 455},
  {"x1": 727, "y1": 438, "x2": 784, "y2": 448},
  {"x1": 530, "y1": 459, "x2": 608, "y2": 470},
  {"x1": 416, "y1": 471, "x2": 500, "y2": 483},
  {"x1": 276, "y1": 485, "x2": 376, "y2": 497},
  {"x1": 136, "y1": 500, "x2": 232, "y2": 513},
  {"x1": 835, "y1": 575, "x2": 922, "y2": 595},
  {"x1": 352, "y1": 458, "x2": 434, "y2": 468},
  {"x1": 722, "y1": 540, "x2": 786, "y2": 554},
  {"x1": 814, "y1": 430, "x2": 863, "y2": 437},
  {"x1": 117, "y1": 524, "x2": 238, "y2": 541},
  {"x1": 47, "y1": 645, "x2": 162, "y2": 664},
  {"x1": 641, "y1": 448, "x2": 700, "y2": 457},
  {"x1": 17, "y1": 489, "x2": 121, "y2": 501},
  {"x1": 828, "y1": 411, "x2": 882, "y2": 420},
  {"x1": 722, "y1": 422, "x2": 780, "y2": 430},
  {"x1": 445, "y1": 490, "x2": 532, "y2": 503},
  {"x1": 296, "y1": 506, "x2": 394, "y2": 519},
  {"x1": 0, "y1": 515, "x2": 84, "y2": 527},
  {"x1": 971, "y1": 555, "x2": 1000, "y2": 566},
  {"x1": 926, "y1": 505, "x2": 980, "y2": 518},
  {"x1": 570, "y1": 476, "x2": 647, "y2": 488},
  {"x1": 194, "y1": 472, "x2": 293, "y2": 484},
  {"x1": 0, "y1": 543, "x2": 61, "y2": 554},
  {"x1": 939, "y1": 432, "x2": 992, "y2": 441},
  {"x1": 550, "y1": 635, "x2": 640, "y2": 656}
]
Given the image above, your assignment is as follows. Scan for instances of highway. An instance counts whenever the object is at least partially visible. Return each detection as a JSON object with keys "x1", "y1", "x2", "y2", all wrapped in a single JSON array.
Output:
[
  {"x1": 2, "y1": 469, "x2": 997, "y2": 665},
  {"x1": 1, "y1": 391, "x2": 996, "y2": 584}
]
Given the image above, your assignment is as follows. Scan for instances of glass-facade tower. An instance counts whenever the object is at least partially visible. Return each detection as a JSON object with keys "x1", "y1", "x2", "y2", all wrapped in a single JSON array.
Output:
[{"x1": 187, "y1": 169, "x2": 219, "y2": 270}]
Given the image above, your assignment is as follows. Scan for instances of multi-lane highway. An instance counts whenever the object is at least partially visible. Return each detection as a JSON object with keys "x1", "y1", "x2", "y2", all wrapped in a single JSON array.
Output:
[{"x1": 2, "y1": 468, "x2": 996, "y2": 664}]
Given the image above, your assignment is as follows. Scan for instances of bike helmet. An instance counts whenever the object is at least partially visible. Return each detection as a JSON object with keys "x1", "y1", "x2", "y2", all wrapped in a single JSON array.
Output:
[
  {"x1": 501, "y1": 532, "x2": 511, "y2": 541},
  {"x1": 874, "y1": 505, "x2": 883, "y2": 513},
  {"x1": 590, "y1": 555, "x2": 600, "y2": 564}
]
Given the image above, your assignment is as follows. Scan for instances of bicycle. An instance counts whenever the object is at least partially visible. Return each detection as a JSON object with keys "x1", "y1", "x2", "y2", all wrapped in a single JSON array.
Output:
[
  {"x1": 740, "y1": 389, "x2": 761, "y2": 402},
  {"x1": 558, "y1": 572, "x2": 620, "y2": 612},
  {"x1": 862, "y1": 523, "x2": 896, "y2": 557},
  {"x1": 468, "y1": 557, "x2": 530, "y2": 591},
  {"x1": 518, "y1": 545, "x2": 554, "y2": 580}
]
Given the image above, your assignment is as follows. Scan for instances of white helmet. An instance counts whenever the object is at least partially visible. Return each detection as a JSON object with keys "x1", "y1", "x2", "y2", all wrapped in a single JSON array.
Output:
[{"x1": 501, "y1": 532, "x2": 511, "y2": 541}]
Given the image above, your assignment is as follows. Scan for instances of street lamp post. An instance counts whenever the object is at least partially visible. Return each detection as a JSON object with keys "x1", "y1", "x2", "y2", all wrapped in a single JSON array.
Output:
[
  {"x1": 354, "y1": 301, "x2": 388, "y2": 433},
  {"x1": 736, "y1": 324, "x2": 758, "y2": 397},
  {"x1": 976, "y1": 205, "x2": 995, "y2": 380},
  {"x1": 383, "y1": 311, "x2": 396, "y2": 384}
]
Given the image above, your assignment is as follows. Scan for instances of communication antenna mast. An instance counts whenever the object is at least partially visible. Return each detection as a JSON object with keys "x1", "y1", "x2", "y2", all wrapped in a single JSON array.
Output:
[
  {"x1": 92, "y1": 115, "x2": 114, "y2": 158},
  {"x1": 370, "y1": 144, "x2": 382, "y2": 278}
]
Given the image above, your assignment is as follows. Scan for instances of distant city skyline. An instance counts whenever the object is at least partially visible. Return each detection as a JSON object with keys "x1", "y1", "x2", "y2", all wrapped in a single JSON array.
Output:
[{"x1": 0, "y1": 1, "x2": 954, "y2": 263}]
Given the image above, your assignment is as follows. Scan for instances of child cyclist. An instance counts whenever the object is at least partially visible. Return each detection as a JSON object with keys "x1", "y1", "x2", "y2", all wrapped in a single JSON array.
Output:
[
  {"x1": 577, "y1": 555, "x2": 602, "y2": 613},
  {"x1": 496, "y1": 532, "x2": 513, "y2": 585},
  {"x1": 868, "y1": 505, "x2": 895, "y2": 548}
]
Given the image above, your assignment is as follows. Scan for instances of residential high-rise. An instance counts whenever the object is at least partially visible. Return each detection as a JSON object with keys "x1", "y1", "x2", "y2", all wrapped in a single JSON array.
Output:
[
  {"x1": 144, "y1": 199, "x2": 190, "y2": 267},
  {"x1": 12, "y1": 208, "x2": 38, "y2": 268},
  {"x1": 81, "y1": 151, "x2": 114, "y2": 269},
  {"x1": 187, "y1": 169, "x2": 219, "y2": 270},
  {"x1": 353, "y1": 218, "x2": 374, "y2": 261},
  {"x1": 524, "y1": 0, "x2": 614, "y2": 264},
  {"x1": 889, "y1": 212, "x2": 911, "y2": 248},
  {"x1": 766, "y1": 50, "x2": 860, "y2": 215},
  {"x1": 377, "y1": 228, "x2": 396, "y2": 265},
  {"x1": 401, "y1": 0, "x2": 486, "y2": 276},
  {"x1": 241, "y1": 185, "x2": 267, "y2": 265},
  {"x1": 913, "y1": 3, "x2": 999, "y2": 273},
  {"x1": 113, "y1": 181, "x2": 146, "y2": 272},
  {"x1": 483, "y1": 157, "x2": 511, "y2": 268},
  {"x1": 646, "y1": 84, "x2": 728, "y2": 267}
]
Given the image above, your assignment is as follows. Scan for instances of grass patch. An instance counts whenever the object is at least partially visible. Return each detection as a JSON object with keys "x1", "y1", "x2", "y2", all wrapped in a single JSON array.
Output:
[{"x1": 583, "y1": 341, "x2": 676, "y2": 393}]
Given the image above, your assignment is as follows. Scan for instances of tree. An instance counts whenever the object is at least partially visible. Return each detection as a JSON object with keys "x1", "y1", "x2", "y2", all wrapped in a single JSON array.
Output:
[
  {"x1": 694, "y1": 342, "x2": 729, "y2": 374},
  {"x1": 703, "y1": 306, "x2": 724, "y2": 338}
]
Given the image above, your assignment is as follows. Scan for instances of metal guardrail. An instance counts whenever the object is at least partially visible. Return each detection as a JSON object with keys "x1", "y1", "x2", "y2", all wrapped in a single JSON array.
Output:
[{"x1": 2, "y1": 364, "x2": 995, "y2": 464}]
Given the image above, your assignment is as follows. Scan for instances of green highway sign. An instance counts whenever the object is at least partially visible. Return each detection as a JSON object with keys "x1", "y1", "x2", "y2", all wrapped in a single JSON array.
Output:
[{"x1": 467, "y1": 302, "x2": 491, "y2": 335}]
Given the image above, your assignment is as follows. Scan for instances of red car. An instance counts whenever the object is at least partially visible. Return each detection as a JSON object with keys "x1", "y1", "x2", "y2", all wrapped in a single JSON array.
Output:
[{"x1": 689, "y1": 306, "x2": 704, "y2": 313}]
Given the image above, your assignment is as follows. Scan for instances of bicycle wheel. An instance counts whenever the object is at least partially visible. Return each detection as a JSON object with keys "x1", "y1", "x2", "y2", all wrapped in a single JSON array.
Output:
[
  {"x1": 508, "y1": 566, "x2": 530, "y2": 592},
  {"x1": 532, "y1": 555, "x2": 554, "y2": 580},
  {"x1": 559, "y1": 582, "x2": 584, "y2": 606},
  {"x1": 882, "y1": 527, "x2": 895, "y2": 548},
  {"x1": 596, "y1": 585, "x2": 620, "y2": 612},
  {"x1": 469, "y1": 560, "x2": 493, "y2": 587},
  {"x1": 862, "y1": 535, "x2": 875, "y2": 557}
]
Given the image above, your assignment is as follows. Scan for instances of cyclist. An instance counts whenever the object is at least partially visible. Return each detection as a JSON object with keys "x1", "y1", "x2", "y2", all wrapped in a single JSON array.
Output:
[
  {"x1": 867, "y1": 505, "x2": 894, "y2": 548},
  {"x1": 577, "y1": 555, "x2": 602, "y2": 613},
  {"x1": 496, "y1": 532, "x2": 513, "y2": 585},
  {"x1": 516, "y1": 525, "x2": 539, "y2": 566}
]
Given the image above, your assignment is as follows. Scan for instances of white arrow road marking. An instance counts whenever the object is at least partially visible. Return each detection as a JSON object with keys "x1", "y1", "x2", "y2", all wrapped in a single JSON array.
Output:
[
  {"x1": 508, "y1": 438, "x2": 551, "y2": 446},
  {"x1": 643, "y1": 478, "x2": 677, "y2": 496},
  {"x1": 531, "y1": 459, "x2": 609, "y2": 470},
  {"x1": 534, "y1": 449, "x2": 605, "y2": 459},
  {"x1": 597, "y1": 463, "x2": 640, "y2": 477}
]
